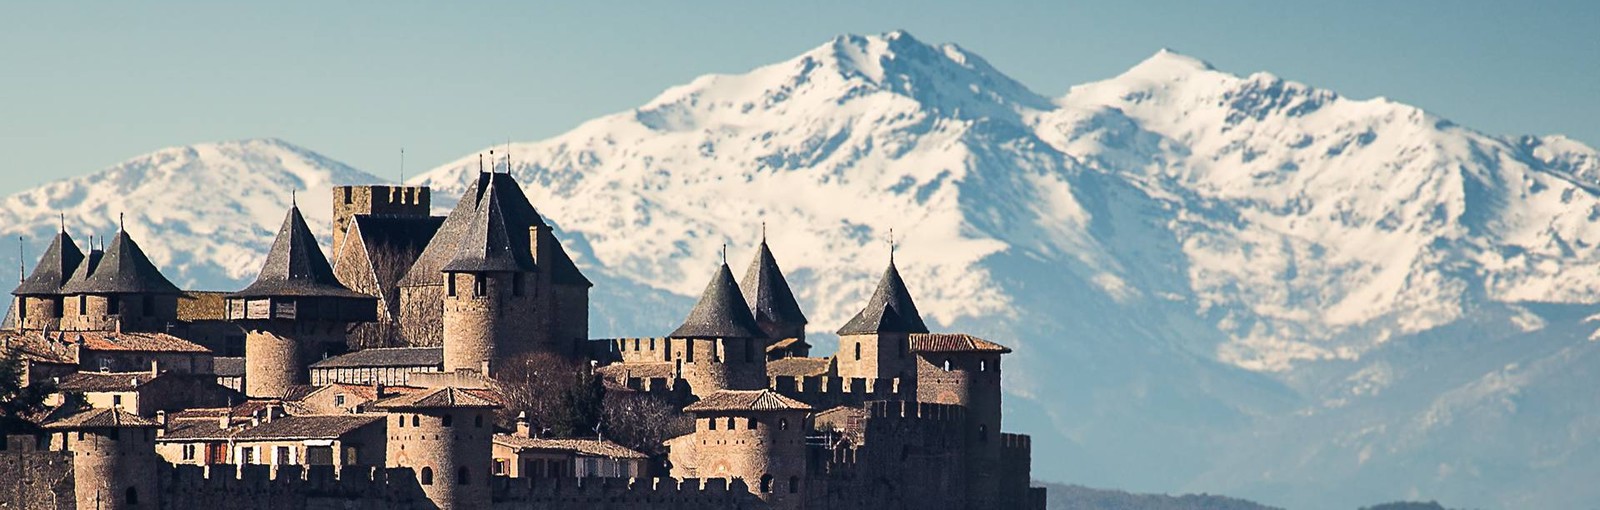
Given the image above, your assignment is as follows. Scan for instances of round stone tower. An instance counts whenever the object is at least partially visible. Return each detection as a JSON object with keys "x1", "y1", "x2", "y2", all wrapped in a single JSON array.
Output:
[
  {"x1": 679, "y1": 389, "x2": 812, "y2": 509},
  {"x1": 835, "y1": 256, "x2": 930, "y2": 383},
  {"x1": 911, "y1": 333, "x2": 1012, "y2": 510},
  {"x1": 44, "y1": 408, "x2": 162, "y2": 510},
  {"x1": 668, "y1": 261, "x2": 769, "y2": 397},
  {"x1": 376, "y1": 386, "x2": 500, "y2": 510},
  {"x1": 228, "y1": 204, "x2": 377, "y2": 399},
  {"x1": 440, "y1": 174, "x2": 537, "y2": 376},
  {"x1": 57, "y1": 226, "x2": 184, "y2": 333}
]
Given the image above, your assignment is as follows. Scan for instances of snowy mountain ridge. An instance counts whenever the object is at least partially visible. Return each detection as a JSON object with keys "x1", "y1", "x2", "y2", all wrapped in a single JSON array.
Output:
[{"x1": 4, "y1": 31, "x2": 1599, "y2": 510}]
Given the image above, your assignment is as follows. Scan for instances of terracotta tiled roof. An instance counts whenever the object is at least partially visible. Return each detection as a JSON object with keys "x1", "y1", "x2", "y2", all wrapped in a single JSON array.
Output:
[
  {"x1": 670, "y1": 263, "x2": 764, "y2": 339},
  {"x1": 374, "y1": 386, "x2": 500, "y2": 409},
  {"x1": 161, "y1": 414, "x2": 382, "y2": 441},
  {"x1": 70, "y1": 331, "x2": 211, "y2": 353},
  {"x1": 683, "y1": 389, "x2": 812, "y2": 413},
  {"x1": 309, "y1": 347, "x2": 442, "y2": 369},
  {"x1": 1, "y1": 333, "x2": 78, "y2": 364},
  {"x1": 300, "y1": 383, "x2": 425, "y2": 403},
  {"x1": 766, "y1": 357, "x2": 831, "y2": 378},
  {"x1": 494, "y1": 435, "x2": 647, "y2": 459},
  {"x1": 907, "y1": 333, "x2": 1012, "y2": 354},
  {"x1": 43, "y1": 407, "x2": 159, "y2": 429},
  {"x1": 177, "y1": 291, "x2": 230, "y2": 321},
  {"x1": 54, "y1": 371, "x2": 159, "y2": 392}
]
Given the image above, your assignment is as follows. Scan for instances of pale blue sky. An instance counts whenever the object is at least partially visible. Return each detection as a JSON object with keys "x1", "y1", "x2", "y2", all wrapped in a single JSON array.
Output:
[{"x1": 1, "y1": 1, "x2": 1595, "y2": 195}]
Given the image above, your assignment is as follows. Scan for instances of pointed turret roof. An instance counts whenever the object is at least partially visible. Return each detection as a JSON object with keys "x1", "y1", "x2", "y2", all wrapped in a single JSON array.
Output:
[
  {"x1": 538, "y1": 228, "x2": 592, "y2": 287},
  {"x1": 670, "y1": 262, "x2": 765, "y2": 339},
  {"x1": 14, "y1": 231, "x2": 84, "y2": 296},
  {"x1": 403, "y1": 172, "x2": 547, "y2": 285},
  {"x1": 443, "y1": 175, "x2": 535, "y2": 273},
  {"x1": 740, "y1": 240, "x2": 807, "y2": 330},
  {"x1": 59, "y1": 229, "x2": 180, "y2": 295},
  {"x1": 837, "y1": 258, "x2": 929, "y2": 335},
  {"x1": 231, "y1": 206, "x2": 371, "y2": 299}
]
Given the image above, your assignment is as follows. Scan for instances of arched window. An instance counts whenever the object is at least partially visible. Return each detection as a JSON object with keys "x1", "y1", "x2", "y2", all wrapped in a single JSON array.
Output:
[
  {"x1": 708, "y1": 418, "x2": 717, "y2": 431},
  {"x1": 854, "y1": 342, "x2": 861, "y2": 361},
  {"x1": 942, "y1": 359, "x2": 952, "y2": 371},
  {"x1": 979, "y1": 359, "x2": 987, "y2": 372},
  {"x1": 397, "y1": 416, "x2": 404, "y2": 428},
  {"x1": 442, "y1": 414, "x2": 453, "y2": 427},
  {"x1": 125, "y1": 487, "x2": 138, "y2": 505},
  {"x1": 420, "y1": 467, "x2": 434, "y2": 485},
  {"x1": 778, "y1": 418, "x2": 789, "y2": 431},
  {"x1": 412, "y1": 415, "x2": 419, "y2": 427},
  {"x1": 789, "y1": 476, "x2": 800, "y2": 493},
  {"x1": 760, "y1": 474, "x2": 774, "y2": 493},
  {"x1": 458, "y1": 466, "x2": 471, "y2": 485},
  {"x1": 475, "y1": 414, "x2": 483, "y2": 428},
  {"x1": 747, "y1": 417, "x2": 757, "y2": 430}
]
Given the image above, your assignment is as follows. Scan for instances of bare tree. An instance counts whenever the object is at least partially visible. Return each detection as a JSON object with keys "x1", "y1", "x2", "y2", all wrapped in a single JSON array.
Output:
[
  {"x1": 347, "y1": 243, "x2": 434, "y2": 349},
  {"x1": 601, "y1": 390, "x2": 692, "y2": 459},
  {"x1": 492, "y1": 351, "x2": 600, "y2": 437}
]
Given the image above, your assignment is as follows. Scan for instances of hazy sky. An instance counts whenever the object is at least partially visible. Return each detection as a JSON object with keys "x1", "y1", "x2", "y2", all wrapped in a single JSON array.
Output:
[{"x1": 1, "y1": 1, "x2": 1596, "y2": 196}]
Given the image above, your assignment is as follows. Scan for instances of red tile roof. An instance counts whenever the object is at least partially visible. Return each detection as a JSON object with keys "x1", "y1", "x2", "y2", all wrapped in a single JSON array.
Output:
[
  {"x1": 907, "y1": 333, "x2": 1012, "y2": 354},
  {"x1": 683, "y1": 389, "x2": 812, "y2": 413}
]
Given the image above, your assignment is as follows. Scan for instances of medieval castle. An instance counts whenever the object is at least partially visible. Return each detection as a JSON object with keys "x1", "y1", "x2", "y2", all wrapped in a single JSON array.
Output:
[{"x1": 0, "y1": 168, "x2": 1046, "y2": 509}]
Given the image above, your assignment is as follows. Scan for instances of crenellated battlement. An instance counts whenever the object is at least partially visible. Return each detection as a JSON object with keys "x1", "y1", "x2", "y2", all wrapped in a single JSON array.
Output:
[
  {"x1": 867, "y1": 400, "x2": 965, "y2": 422},
  {"x1": 770, "y1": 375, "x2": 908, "y2": 409},
  {"x1": 1000, "y1": 432, "x2": 1031, "y2": 450}
]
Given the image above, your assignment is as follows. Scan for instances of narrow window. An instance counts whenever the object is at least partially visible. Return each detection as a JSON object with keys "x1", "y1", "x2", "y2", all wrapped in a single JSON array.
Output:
[
  {"x1": 125, "y1": 487, "x2": 138, "y2": 505},
  {"x1": 79, "y1": 297, "x2": 87, "y2": 315},
  {"x1": 446, "y1": 273, "x2": 457, "y2": 297},
  {"x1": 420, "y1": 467, "x2": 434, "y2": 485},
  {"x1": 708, "y1": 418, "x2": 717, "y2": 431},
  {"x1": 979, "y1": 359, "x2": 987, "y2": 372},
  {"x1": 113, "y1": 395, "x2": 123, "y2": 407},
  {"x1": 344, "y1": 188, "x2": 353, "y2": 205},
  {"x1": 473, "y1": 275, "x2": 487, "y2": 297},
  {"x1": 493, "y1": 459, "x2": 507, "y2": 476},
  {"x1": 760, "y1": 474, "x2": 773, "y2": 493},
  {"x1": 942, "y1": 359, "x2": 952, "y2": 371},
  {"x1": 778, "y1": 418, "x2": 789, "y2": 431},
  {"x1": 397, "y1": 416, "x2": 404, "y2": 428},
  {"x1": 746, "y1": 417, "x2": 757, "y2": 430},
  {"x1": 442, "y1": 414, "x2": 453, "y2": 427},
  {"x1": 335, "y1": 394, "x2": 346, "y2": 407},
  {"x1": 854, "y1": 342, "x2": 861, "y2": 361},
  {"x1": 412, "y1": 415, "x2": 419, "y2": 427},
  {"x1": 457, "y1": 466, "x2": 470, "y2": 485}
]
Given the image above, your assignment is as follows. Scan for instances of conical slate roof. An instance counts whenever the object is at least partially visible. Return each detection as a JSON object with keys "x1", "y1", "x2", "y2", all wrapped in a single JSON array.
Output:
[
  {"x1": 231, "y1": 206, "x2": 371, "y2": 299},
  {"x1": 670, "y1": 262, "x2": 765, "y2": 339},
  {"x1": 14, "y1": 231, "x2": 84, "y2": 296},
  {"x1": 539, "y1": 228, "x2": 592, "y2": 288},
  {"x1": 59, "y1": 229, "x2": 180, "y2": 295},
  {"x1": 837, "y1": 258, "x2": 929, "y2": 335},
  {"x1": 403, "y1": 172, "x2": 548, "y2": 285},
  {"x1": 740, "y1": 240, "x2": 807, "y2": 330},
  {"x1": 443, "y1": 175, "x2": 535, "y2": 273}
]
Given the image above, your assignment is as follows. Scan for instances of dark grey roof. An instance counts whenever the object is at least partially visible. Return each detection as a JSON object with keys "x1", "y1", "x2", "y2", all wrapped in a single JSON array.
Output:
[
  {"x1": 14, "y1": 231, "x2": 84, "y2": 296},
  {"x1": 443, "y1": 175, "x2": 536, "y2": 273},
  {"x1": 231, "y1": 206, "x2": 372, "y2": 299},
  {"x1": 214, "y1": 357, "x2": 245, "y2": 377},
  {"x1": 349, "y1": 215, "x2": 444, "y2": 259},
  {"x1": 740, "y1": 240, "x2": 807, "y2": 332},
  {"x1": 837, "y1": 258, "x2": 929, "y2": 335},
  {"x1": 538, "y1": 228, "x2": 592, "y2": 287},
  {"x1": 670, "y1": 263, "x2": 765, "y2": 339},
  {"x1": 58, "y1": 230, "x2": 181, "y2": 295},
  {"x1": 402, "y1": 172, "x2": 547, "y2": 286},
  {"x1": 309, "y1": 347, "x2": 443, "y2": 369}
]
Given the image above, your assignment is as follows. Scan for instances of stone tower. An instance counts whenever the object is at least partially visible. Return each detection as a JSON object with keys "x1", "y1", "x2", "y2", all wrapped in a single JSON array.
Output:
[
  {"x1": 910, "y1": 333, "x2": 1012, "y2": 510},
  {"x1": 58, "y1": 227, "x2": 183, "y2": 333},
  {"x1": 331, "y1": 185, "x2": 431, "y2": 255},
  {"x1": 43, "y1": 407, "x2": 162, "y2": 510},
  {"x1": 228, "y1": 204, "x2": 377, "y2": 399},
  {"x1": 834, "y1": 256, "x2": 929, "y2": 382},
  {"x1": 530, "y1": 219, "x2": 592, "y2": 357},
  {"x1": 679, "y1": 389, "x2": 812, "y2": 509},
  {"x1": 440, "y1": 174, "x2": 537, "y2": 376},
  {"x1": 668, "y1": 261, "x2": 769, "y2": 396},
  {"x1": 739, "y1": 238, "x2": 808, "y2": 355},
  {"x1": 377, "y1": 386, "x2": 500, "y2": 510},
  {"x1": 12, "y1": 227, "x2": 84, "y2": 331}
]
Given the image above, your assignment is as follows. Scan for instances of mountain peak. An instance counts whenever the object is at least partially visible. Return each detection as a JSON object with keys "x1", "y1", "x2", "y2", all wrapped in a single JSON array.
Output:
[{"x1": 1119, "y1": 48, "x2": 1218, "y2": 82}]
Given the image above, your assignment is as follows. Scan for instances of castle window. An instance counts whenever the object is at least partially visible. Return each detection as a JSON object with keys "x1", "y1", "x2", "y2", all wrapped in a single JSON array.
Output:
[
  {"x1": 708, "y1": 418, "x2": 717, "y2": 431},
  {"x1": 473, "y1": 275, "x2": 487, "y2": 297},
  {"x1": 107, "y1": 295, "x2": 120, "y2": 314},
  {"x1": 412, "y1": 415, "x2": 419, "y2": 427},
  {"x1": 789, "y1": 476, "x2": 799, "y2": 493},
  {"x1": 79, "y1": 297, "x2": 87, "y2": 315},
  {"x1": 51, "y1": 297, "x2": 63, "y2": 318},
  {"x1": 442, "y1": 414, "x2": 453, "y2": 427},
  {"x1": 854, "y1": 343, "x2": 861, "y2": 361},
  {"x1": 633, "y1": 338, "x2": 640, "y2": 351},
  {"x1": 778, "y1": 418, "x2": 789, "y2": 431},
  {"x1": 182, "y1": 444, "x2": 196, "y2": 460},
  {"x1": 727, "y1": 417, "x2": 736, "y2": 430},
  {"x1": 113, "y1": 395, "x2": 123, "y2": 407},
  {"x1": 420, "y1": 466, "x2": 434, "y2": 485},
  {"x1": 457, "y1": 466, "x2": 471, "y2": 485},
  {"x1": 344, "y1": 188, "x2": 353, "y2": 205},
  {"x1": 493, "y1": 459, "x2": 507, "y2": 476},
  {"x1": 397, "y1": 415, "x2": 404, "y2": 428},
  {"x1": 747, "y1": 417, "x2": 757, "y2": 430},
  {"x1": 125, "y1": 487, "x2": 138, "y2": 505},
  {"x1": 650, "y1": 338, "x2": 656, "y2": 350},
  {"x1": 447, "y1": 274, "x2": 457, "y2": 297},
  {"x1": 979, "y1": 359, "x2": 987, "y2": 372},
  {"x1": 760, "y1": 474, "x2": 773, "y2": 493},
  {"x1": 335, "y1": 394, "x2": 346, "y2": 407},
  {"x1": 942, "y1": 359, "x2": 952, "y2": 371}
]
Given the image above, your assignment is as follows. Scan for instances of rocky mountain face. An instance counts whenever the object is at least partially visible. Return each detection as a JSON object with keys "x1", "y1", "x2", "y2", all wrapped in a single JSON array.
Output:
[{"x1": 6, "y1": 31, "x2": 1598, "y2": 510}]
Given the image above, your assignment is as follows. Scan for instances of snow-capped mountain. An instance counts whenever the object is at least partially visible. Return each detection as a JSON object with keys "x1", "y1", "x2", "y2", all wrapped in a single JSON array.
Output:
[
  {"x1": 5, "y1": 31, "x2": 1598, "y2": 510},
  {"x1": 0, "y1": 139, "x2": 382, "y2": 289}
]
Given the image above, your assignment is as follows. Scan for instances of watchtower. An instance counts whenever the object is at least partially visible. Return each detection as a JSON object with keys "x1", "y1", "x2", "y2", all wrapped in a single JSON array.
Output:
[
  {"x1": 911, "y1": 332, "x2": 1013, "y2": 510},
  {"x1": 835, "y1": 256, "x2": 928, "y2": 382},
  {"x1": 12, "y1": 227, "x2": 84, "y2": 331},
  {"x1": 376, "y1": 386, "x2": 500, "y2": 510},
  {"x1": 228, "y1": 204, "x2": 377, "y2": 399},
  {"x1": 440, "y1": 174, "x2": 537, "y2": 376},
  {"x1": 680, "y1": 389, "x2": 812, "y2": 509},
  {"x1": 331, "y1": 185, "x2": 430, "y2": 255},
  {"x1": 43, "y1": 407, "x2": 162, "y2": 510},
  {"x1": 58, "y1": 226, "x2": 183, "y2": 333},
  {"x1": 668, "y1": 261, "x2": 768, "y2": 397},
  {"x1": 739, "y1": 237, "x2": 809, "y2": 356}
]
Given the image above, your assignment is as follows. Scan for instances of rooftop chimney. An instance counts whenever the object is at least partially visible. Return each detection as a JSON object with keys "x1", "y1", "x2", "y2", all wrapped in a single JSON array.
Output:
[{"x1": 516, "y1": 412, "x2": 531, "y2": 438}]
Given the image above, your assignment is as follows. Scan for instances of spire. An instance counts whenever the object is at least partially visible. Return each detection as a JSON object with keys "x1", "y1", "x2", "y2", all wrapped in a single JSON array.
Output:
[
  {"x1": 670, "y1": 262, "x2": 764, "y2": 339},
  {"x1": 443, "y1": 172, "x2": 535, "y2": 273},
  {"x1": 836, "y1": 257, "x2": 929, "y2": 335},
  {"x1": 740, "y1": 238, "x2": 807, "y2": 335},
  {"x1": 14, "y1": 229, "x2": 85, "y2": 296},
  {"x1": 60, "y1": 228, "x2": 180, "y2": 295},
  {"x1": 230, "y1": 204, "x2": 368, "y2": 299}
]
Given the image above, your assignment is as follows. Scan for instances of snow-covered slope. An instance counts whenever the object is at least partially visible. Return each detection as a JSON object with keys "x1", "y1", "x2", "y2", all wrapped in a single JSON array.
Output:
[
  {"x1": 0, "y1": 138, "x2": 382, "y2": 289},
  {"x1": 5, "y1": 32, "x2": 1599, "y2": 510}
]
